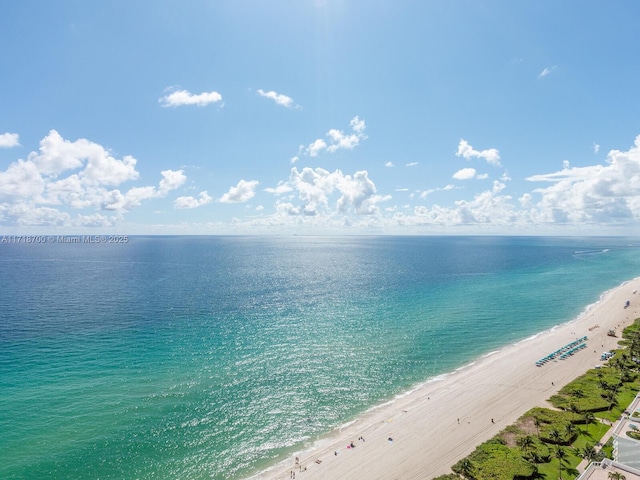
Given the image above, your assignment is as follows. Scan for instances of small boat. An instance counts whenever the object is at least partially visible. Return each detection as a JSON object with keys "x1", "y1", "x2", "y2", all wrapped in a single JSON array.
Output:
[{"x1": 608, "y1": 329, "x2": 617, "y2": 337}]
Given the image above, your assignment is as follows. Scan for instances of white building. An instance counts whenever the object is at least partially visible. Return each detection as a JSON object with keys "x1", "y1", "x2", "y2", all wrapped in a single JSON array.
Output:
[
  {"x1": 612, "y1": 394, "x2": 640, "y2": 469},
  {"x1": 576, "y1": 459, "x2": 640, "y2": 480},
  {"x1": 577, "y1": 394, "x2": 640, "y2": 479}
]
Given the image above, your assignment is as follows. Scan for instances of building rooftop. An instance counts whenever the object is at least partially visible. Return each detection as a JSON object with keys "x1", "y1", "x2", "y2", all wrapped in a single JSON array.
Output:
[{"x1": 578, "y1": 460, "x2": 640, "y2": 480}]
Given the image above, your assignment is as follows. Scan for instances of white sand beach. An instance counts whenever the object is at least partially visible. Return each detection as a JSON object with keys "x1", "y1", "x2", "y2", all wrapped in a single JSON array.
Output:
[{"x1": 254, "y1": 277, "x2": 640, "y2": 480}]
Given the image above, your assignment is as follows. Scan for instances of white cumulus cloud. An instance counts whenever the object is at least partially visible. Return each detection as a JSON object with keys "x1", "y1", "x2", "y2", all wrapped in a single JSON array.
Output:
[
  {"x1": 453, "y1": 168, "x2": 477, "y2": 180},
  {"x1": 306, "y1": 139, "x2": 327, "y2": 157},
  {"x1": 257, "y1": 89, "x2": 298, "y2": 108},
  {"x1": 273, "y1": 167, "x2": 389, "y2": 217},
  {"x1": 159, "y1": 88, "x2": 223, "y2": 107},
  {"x1": 159, "y1": 169, "x2": 187, "y2": 195},
  {"x1": 0, "y1": 132, "x2": 20, "y2": 148},
  {"x1": 0, "y1": 159, "x2": 45, "y2": 200},
  {"x1": 174, "y1": 191, "x2": 213, "y2": 209},
  {"x1": 219, "y1": 179, "x2": 259, "y2": 203},
  {"x1": 407, "y1": 180, "x2": 515, "y2": 227},
  {"x1": 264, "y1": 182, "x2": 293, "y2": 195},
  {"x1": 229, "y1": 133, "x2": 640, "y2": 234},
  {"x1": 525, "y1": 134, "x2": 640, "y2": 224},
  {"x1": 336, "y1": 170, "x2": 389, "y2": 215},
  {"x1": 456, "y1": 139, "x2": 501, "y2": 166},
  {"x1": 304, "y1": 116, "x2": 367, "y2": 157},
  {"x1": 0, "y1": 131, "x2": 187, "y2": 226}
]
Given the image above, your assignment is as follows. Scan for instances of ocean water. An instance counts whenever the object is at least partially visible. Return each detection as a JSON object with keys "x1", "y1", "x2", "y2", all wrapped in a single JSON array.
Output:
[{"x1": 1, "y1": 236, "x2": 640, "y2": 479}]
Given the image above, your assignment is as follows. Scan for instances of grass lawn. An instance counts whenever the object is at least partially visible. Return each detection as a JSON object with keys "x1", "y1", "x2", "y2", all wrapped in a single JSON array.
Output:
[{"x1": 441, "y1": 318, "x2": 640, "y2": 480}]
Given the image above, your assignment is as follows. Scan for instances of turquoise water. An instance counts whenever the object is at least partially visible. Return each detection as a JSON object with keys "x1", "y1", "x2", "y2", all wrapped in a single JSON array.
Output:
[{"x1": 1, "y1": 236, "x2": 640, "y2": 479}]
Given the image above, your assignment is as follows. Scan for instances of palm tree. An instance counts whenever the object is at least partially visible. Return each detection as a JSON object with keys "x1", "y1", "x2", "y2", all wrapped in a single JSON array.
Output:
[
  {"x1": 608, "y1": 472, "x2": 626, "y2": 480},
  {"x1": 583, "y1": 412, "x2": 596, "y2": 436},
  {"x1": 534, "y1": 417, "x2": 542, "y2": 439},
  {"x1": 554, "y1": 446, "x2": 567, "y2": 480},
  {"x1": 524, "y1": 450, "x2": 542, "y2": 475},
  {"x1": 598, "y1": 379, "x2": 610, "y2": 392},
  {"x1": 610, "y1": 356, "x2": 622, "y2": 370},
  {"x1": 598, "y1": 379, "x2": 619, "y2": 411},
  {"x1": 629, "y1": 332, "x2": 640, "y2": 359},
  {"x1": 577, "y1": 443, "x2": 598, "y2": 462},
  {"x1": 569, "y1": 403, "x2": 580, "y2": 423},
  {"x1": 611, "y1": 353, "x2": 630, "y2": 375},
  {"x1": 457, "y1": 458, "x2": 474, "y2": 479},
  {"x1": 549, "y1": 428, "x2": 563, "y2": 445},
  {"x1": 606, "y1": 387, "x2": 619, "y2": 411},
  {"x1": 518, "y1": 435, "x2": 535, "y2": 454},
  {"x1": 620, "y1": 364, "x2": 634, "y2": 383},
  {"x1": 571, "y1": 388, "x2": 585, "y2": 399},
  {"x1": 565, "y1": 423, "x2": 577, "y2": 445}
]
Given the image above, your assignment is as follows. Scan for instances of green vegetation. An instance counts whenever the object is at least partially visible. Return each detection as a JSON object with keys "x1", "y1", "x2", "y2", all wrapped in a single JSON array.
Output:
[
  {"x1": 451, "y1": 438, "x2": 535, "y2": 480},
  {"x1": 626, "y1": 430, "x2": 640, "y2": 441},
  {"x1": 438, "y1": 318, "x2": 640, "y2": 480},
  {"x1": 600, "y1": 437, "x2": 614, "y2": 460},
  {"x1": 549, "y1": 365, "x2": 639, "y2": 424}
]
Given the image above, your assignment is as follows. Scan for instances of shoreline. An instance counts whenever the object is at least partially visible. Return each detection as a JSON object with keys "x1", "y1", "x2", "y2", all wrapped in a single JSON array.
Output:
[{"x1": 251, "y1": 277, "x2": 640, "y2": 480}]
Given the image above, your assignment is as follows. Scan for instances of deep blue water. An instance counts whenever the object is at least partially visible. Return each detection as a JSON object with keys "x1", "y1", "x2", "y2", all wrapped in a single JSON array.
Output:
[{"x1": 1, "y1": 236, "x2": 639, "y2": 479}]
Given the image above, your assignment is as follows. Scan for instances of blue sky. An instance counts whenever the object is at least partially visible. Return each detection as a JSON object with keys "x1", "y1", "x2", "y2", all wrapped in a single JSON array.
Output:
[{"x1": 2, "y1": 1, "x2": 640, "y2": 235}]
